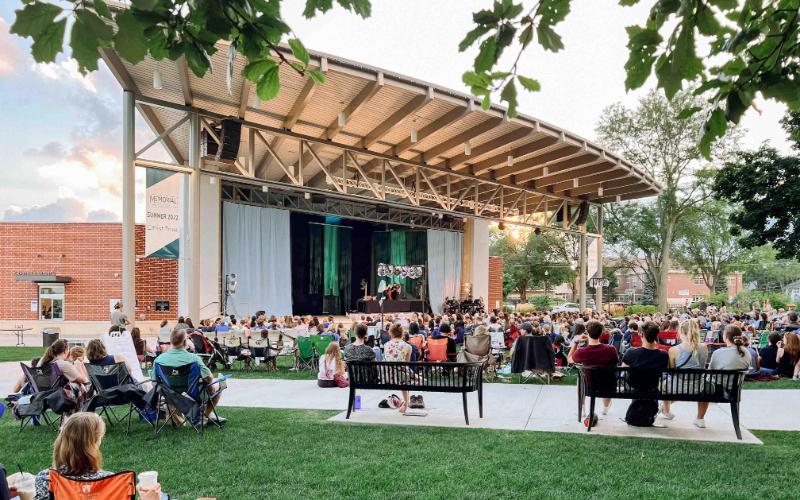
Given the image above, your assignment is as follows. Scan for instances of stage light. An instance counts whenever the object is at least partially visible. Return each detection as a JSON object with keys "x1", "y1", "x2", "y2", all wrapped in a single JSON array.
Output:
[
  {"x1": 438, "y1": 213, "x2": 443, "y2": 219},
  {"x1": 464, "y1": 141, "x2": 472, "y2": 156},
  {"x1": 507, "y1": 155, "x2": 514, "y2": 167},
  {"x1": 411, "y1": 129, "x2": 418, "y2": 143},
  {"x1": 573, "y1": 178, "x2": 579, "y2": 188},
  {"x1": 597, "y1": 186, "x2": 604, "y2": 197},
  {"x1": 152, "y1": 69, "x2": 163, "y2": 90},
  {"x1": 253, "y1": 94, "x2": 262, "y2": 108},
  {"x1": 338, "y1": 111, "x2": 346, "y2": 127},
  {"x1": 616, "y1": 195, "x2": 621, "y2": 202},
  {"x1": 261, "y1": 185, "x2": 269, "y2": 193},
  {"x1": 542, "y1": 166, "x2": 548, "y2": 176},
  {"x1": 534, "y1": 227, "x2": 542, "y2": 235},
  {"x1": 209, "y1": 176, "x2": 216, "y2": 185},
  {"x1": 304, "y1": 192, "x2": 311, "y2": 200},
  {"x1": 498, "y1": 221, "x2": 506, "y2": 230}
]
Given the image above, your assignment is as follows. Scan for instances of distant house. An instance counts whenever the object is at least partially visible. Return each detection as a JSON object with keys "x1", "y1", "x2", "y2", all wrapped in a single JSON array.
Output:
[
  {"x1": 612, "y1": 264, "x2": 744, "y2": 306},
  {"x1": 784, "y1": 279, "x2": 800, "y2": 303}
]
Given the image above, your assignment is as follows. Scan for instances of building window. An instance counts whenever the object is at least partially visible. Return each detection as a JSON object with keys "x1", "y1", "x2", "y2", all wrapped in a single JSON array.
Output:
[
  {"x1": 728, "y1": 276, "x2": 736, "y2": 285},
  {"x1": 39, "y1": 285, "x2": 64, "y2": 320},
  {"x1": 693, "y1": 294, "x2": 704, "y2": 302},
  {"x1": 678, "y1": 289, "x2": 690, "y2": 296},
  {"x1": 693, "y1": 276, "x2": 704, "y2": 285}
]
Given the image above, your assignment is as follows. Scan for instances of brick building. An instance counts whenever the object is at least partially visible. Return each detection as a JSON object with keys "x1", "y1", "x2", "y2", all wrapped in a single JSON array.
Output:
[
  {"x1": 613, "y1": 267, "x2": 744, "y2": 306},
  {"x1": 488, "y1": 256, "x2": 504, "y2": 312},
  {"x1": 0, "y1": 223, "x2": 177, "y2": 324}
]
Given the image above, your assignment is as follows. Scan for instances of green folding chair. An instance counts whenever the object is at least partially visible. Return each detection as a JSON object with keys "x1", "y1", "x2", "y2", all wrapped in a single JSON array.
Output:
[
  {"x1": 758, "y1": 332, "x2": 770, "y2": 349},
  {"x1": 311, "y1": 335, "x2": 334, "y2": 363},
  {"x1": 295, "y1": 336, "x2": 315, "y2": 370}
]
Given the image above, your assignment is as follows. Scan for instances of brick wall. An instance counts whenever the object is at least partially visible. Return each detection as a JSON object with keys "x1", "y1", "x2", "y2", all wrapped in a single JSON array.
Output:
[
  {"x1": 488, "y1": 256, "x2": 504, "y2": 312},
  {"x1": 0, "y1": 223, "x2": 178, "y2": 322}
]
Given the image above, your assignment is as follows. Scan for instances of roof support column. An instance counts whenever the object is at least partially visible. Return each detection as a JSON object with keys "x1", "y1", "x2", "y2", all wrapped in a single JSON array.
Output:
[
  {"x1": 595, "y1": 206, "x2": 604, "y2": 312},
  {"x1": 186, "y1": 111, "x2": 201, "y2": 320},
  {"x1": 122, "y1": 91, "x2": 136, "y2": 325},
  {"x1": 579, "y1": 223, "x2": 588, "y2": 312}
]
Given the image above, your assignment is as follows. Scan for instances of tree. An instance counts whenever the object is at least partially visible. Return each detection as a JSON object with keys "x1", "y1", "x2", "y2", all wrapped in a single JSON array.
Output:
[
  {"x1": 741, "y1": 245, "x2": 800, "y2": 294},
  {"x1": 13, "y1": 1, "x2": 800, "y2": 154},
  {"x1": 673, "y1": 199, "x2": 747, "y2": 294},
  {"x1": 597, "y1": 88, "x2": 740, "y2": 312},
  {"x1": 713, "y1": 112, "x2": 800, "y2": 260},
  {"x1": 490, "y1": 231, "x2": 573, "y2": 301}
]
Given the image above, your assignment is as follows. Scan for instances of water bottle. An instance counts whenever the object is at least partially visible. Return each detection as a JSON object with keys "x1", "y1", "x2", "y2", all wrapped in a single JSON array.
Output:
[{"x1": 354, "y1": 395, "x2": 361, "y2": 410}]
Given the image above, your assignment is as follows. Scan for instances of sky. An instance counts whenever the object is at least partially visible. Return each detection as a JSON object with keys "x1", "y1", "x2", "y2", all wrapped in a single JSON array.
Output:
[{"x1": 0, "y1": 0, "x2": 792, "y2": 223}]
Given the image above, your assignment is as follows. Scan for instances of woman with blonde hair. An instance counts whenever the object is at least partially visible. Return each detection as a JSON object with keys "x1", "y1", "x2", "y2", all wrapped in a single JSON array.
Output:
[
  {"x1": 34, "y1": 412, "x2": 113, "y2": 498},
  {"x1": 777, "y1": 331, "x2": 800, "y2": 378},
  {"x1": 660, "y1": 319, "x2": 708, "y2": 424},
  {"x1": 317, "y1": 342, "x2": 347, "y2": 388}
]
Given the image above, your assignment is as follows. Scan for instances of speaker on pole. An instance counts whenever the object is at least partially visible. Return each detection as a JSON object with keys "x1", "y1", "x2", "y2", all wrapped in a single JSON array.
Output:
[{"x1": 216, "y1": 119, "x2": 242, "y2": 163}]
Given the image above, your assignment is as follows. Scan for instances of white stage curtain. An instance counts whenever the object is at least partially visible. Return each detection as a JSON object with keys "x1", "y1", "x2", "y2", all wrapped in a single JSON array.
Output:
[
  {"x1": 427, "y1": 229, "x2": 463, "y2": 314},
  {"x1": 222, "y1": 202, "x2": 293, "y2": 317}
]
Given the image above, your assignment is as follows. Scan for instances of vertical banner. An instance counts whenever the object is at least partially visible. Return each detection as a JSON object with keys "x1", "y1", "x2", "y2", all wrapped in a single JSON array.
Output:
[
  {"x1": 102, "y1": 330, "x2": 147, "y2": 383},
  {"x1": 145, "y1": 169, "x2": 181, "y2": 258}
]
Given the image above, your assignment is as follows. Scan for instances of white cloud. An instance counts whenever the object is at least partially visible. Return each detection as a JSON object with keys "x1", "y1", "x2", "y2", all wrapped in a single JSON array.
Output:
[
  {"x1": 2, "y1": 196, "x2": 119, "y2": 222},
  {"x1": 32, "y1": 58, "x2": 98, "y2": 93},
  {"x1": 0, "y1": 17, "x2": 22, "y2": 76}
]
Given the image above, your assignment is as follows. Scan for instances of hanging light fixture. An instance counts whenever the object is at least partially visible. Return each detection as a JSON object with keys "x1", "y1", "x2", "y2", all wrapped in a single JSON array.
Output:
[
  {"x1": 616, "y1": 195, "x2": 622, "y2": 203},
  {"x1": 338, "y1": 111, "x2": 346, "y2": 127},
  {"x1": 209, "y1": 176, "x2": 216, "y2": 185},
  {"x1": 542, "y1": 166, "x2": 549, "y2": 176},
  {"x1": 498, "y1": 221, "x2": 506, "y2": 230},
  {"x1": 411, "y1": 129, "x2": 418, "y2": 143},
  {"x1": 464, "y1": 141, "x2": 472, "y2": 156},
  {"x1": 597, "y1": 186, "x2": 604, "y2": 197},
  {"x1": 261, "y1": 185, "x2": 269, "y2": 193},
  {"x1": 152, "y1": 69, "x2": 163, "y2": 90},
  {"x1": 506, "y1": 155, "x2": 514, "y2": 167},
  {"x1": 304, "y1": 192, "x2": 311, "y2": 200},
  {"x1": 573, "y1": 178, "x2": 579, "y2": 188}
]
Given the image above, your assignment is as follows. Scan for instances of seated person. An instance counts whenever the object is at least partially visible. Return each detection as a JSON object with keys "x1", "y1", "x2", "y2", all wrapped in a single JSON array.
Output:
[
  {"x1": 344, "y1": 324, "x2": 378, "y2": 362},
  {"x1": 758, "y1": 333, "x2": 781, "y2": 375},
  {"x1": 34, "y1": 412, "x2": 115, "y2": 498},
  {"x1": 622, "y1": 321, "x2": 669, "y2": 392},
  {"x1": 85, "y1": 339, "x2": 127, "y2": 368},
  {"x1": 318, "y1": 343, "x2": 347, "y2": 388},
  {"x1": 153, "y1": 329, "x2": 224, "y2": 421},
  {"x1": 437, "y1": 323, "x2": 458, "y2": 362},
  {"x1": 568, "y1": 320, "x2": 619, "y2": 415}
]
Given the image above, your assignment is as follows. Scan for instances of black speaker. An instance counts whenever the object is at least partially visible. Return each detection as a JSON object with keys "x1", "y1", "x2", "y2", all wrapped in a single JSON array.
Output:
[
  {"x1": 311, "y1": 193, "x2": 326, "y2": 206},
  {"x1": 555, "y1": 205, "x2": 566, "y2": 223},
  {"x1": 216, "y1": 119, "x2": 241, "y2": 163},
  {"x1": 575, "y1": 201, "x2": 590, "y2": 226}
]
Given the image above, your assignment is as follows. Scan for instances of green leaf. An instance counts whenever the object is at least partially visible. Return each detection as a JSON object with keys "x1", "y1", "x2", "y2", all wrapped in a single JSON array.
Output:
[
  {"x1": 619, "y1": 0, "x2": 641, "y2": 5},
  {"x1": 131, "y1": 0, "x2": 159, "y2": 10},
  {"x1": 536, "y1": 24, "x2": 564, "y2": 52},
  {"x1": 70, "y1": 10, "x2": 113, "y2": 73},
  {"x1": 474, "y1": 36, "x2": 497, "y2": 72},
  {"x1": 473, "y1": 9, "x2": 499, "y2": 25},
  {"x1": 308, "y1": 69, "x2": 326, "y2": 84},
  {"x1": 303, "y1": 0, "x2": 333, "y2": 18},
  {"x1": 518, "y1": 25, "x2": 533, "y2": 48},
  {"x1": 517, "y1": 75, "x2": 541, "y2": 92},
  {"x1": 696, "y1": 5, "x2": 721, "y2": 36},
  {"x1": 481, "y1": 94, "x2": 492, "y2": 110},
  {"x1": 256, "y1": 65, "x2": 281, "y2": 100},
  {"x1": 184, "y1": 43, "x2": 212, "y2": 77},
  {"x1": 708, "y1": 0, "x2": 737, "y2": 9},
  {"x1": 30, "y1": 18, "x2": 65, "y2": 63},
  {"x1": 459, "y1": 25, "x2": 492, "y2": 52},
  {"x1": 113, "y1": 10, "x2": 148, "y2": 64},
  {"x1": 676, "y1": 106, "x2": 702, "y2": 119},
  {"x1": 288, "y1": 38, "x2": 310, "y2": 66},
  {"x1": 11, "y1": 2, "x2": 62, "y2": 38},
  {"x1": 500, "y1": 79, "x2": 518, "y2": 117},
  {"x1": 242, "y1": 58, "x2": 278, "y2": 82},
  {"x1": 725, "y1": 90, "x2": 749, "y2": 124},
  {"x1": 462, "y1": 71, "x2": 490, "y2": 87},
  {"x1": 538, "y1": 0, "x2": 571, "y2": 26},
  {"x1": 699, "y1": 107, "x2": 727, "y2": 157},
  {"x1": 93, "y1": 0, "x2": 111, "y2": 19}
]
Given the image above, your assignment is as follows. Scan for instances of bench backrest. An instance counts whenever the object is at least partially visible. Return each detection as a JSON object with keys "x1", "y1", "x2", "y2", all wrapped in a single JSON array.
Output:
[
  {"x1": 578, "y1": 366, "x2": 744, "y2": 403},
  {"x1": 348, "y1": 361, "x2": 482, "y2": 393}
]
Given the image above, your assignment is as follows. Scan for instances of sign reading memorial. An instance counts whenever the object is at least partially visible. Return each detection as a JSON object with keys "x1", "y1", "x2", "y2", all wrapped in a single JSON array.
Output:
[{"x1": 145, "y1": 168, "x2": 180, "y2": 259}]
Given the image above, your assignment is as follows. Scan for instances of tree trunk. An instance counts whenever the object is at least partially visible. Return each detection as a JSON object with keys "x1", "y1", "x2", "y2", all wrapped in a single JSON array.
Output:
[
  {"x1": 519, "y1": 285, "x2": 527, "y2": 302},
  {"x1": 657, "y1": 224, "x2": 676, "y2": 311}
]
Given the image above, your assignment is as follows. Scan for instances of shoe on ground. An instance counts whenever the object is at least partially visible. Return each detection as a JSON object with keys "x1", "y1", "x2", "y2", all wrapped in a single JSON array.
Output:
[
  {"x1": 659, "y1": 406, "x2": 675, "y2": 420},
  {"x1": 601, "y1": 404, "x2": 611, "y2": 416},
  {"x1": 651, "y1": 421, "x2": 668, "y2": 428},
  {"x1": 693, "y1": 418, "x2": 706, "y2": 428}
]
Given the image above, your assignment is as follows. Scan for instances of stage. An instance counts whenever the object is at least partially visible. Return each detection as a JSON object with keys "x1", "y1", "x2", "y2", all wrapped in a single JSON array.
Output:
[{"x1": 356, "y1": 298, "x2": 426, "y2": 314}]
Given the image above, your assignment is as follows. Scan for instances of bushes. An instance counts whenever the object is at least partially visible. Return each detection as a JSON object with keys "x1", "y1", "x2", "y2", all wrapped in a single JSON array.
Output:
[
  {"x1": 515, "y1": 303, "x2": 535, "y2": 314},
  {"x1": 529, "y1": 295, "x2": 558, "y2": 311},
  {"x1": 626, "y1": 304, "x2": 658, "y2": 315},
  {"x1": 734, "y1": 291, "x2": 791, "y2": 310}
]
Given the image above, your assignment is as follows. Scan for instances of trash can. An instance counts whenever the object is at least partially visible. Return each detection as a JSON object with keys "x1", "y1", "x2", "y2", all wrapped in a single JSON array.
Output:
[{"x1": 42, "y1": 328, "x2": 61, "y2": 348}]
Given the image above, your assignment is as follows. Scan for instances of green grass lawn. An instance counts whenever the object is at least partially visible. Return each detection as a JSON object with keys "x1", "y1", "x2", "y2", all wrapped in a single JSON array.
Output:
[
  {"x1": 1, "y1": 407, "x2": 798, "y2": 499},
  {"x1": 0, "y1": 346, "x2": 43, "y2": 363}
]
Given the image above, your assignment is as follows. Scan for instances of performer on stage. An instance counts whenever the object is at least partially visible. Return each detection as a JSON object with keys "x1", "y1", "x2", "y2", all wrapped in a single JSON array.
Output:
[{"x1": 390, "y1": 284, "x2": 401, "y2": 301}]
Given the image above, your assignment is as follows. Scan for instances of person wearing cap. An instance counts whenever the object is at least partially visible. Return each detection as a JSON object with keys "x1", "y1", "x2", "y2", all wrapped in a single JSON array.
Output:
[{"x1": 110, "y1": 301, "x2": 130, "y2": 328}]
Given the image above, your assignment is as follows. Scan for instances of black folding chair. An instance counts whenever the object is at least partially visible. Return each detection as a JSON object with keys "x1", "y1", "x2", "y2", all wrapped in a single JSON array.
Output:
[
  {"x1": 153, "y1": 362, "x2": 227, "y2": 435},
  {"x1": 85, "y1": 363, "x2": 152, "y2": 435},
  {"x1": 16, "y1": 363, "x2": 64, "y2": 431}
]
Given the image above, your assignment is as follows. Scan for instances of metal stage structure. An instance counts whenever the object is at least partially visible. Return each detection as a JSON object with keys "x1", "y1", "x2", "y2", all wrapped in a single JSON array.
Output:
[{"x1": 105, "y1": 33, "x2": 660, "y2": 321}]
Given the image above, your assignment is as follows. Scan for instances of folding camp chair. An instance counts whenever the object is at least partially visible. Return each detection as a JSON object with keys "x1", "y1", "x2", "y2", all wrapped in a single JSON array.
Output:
[
  {"x1": 48, "y1": 469, "x2": 136, "y2": 500},
  {"x1": 85, "y1": 363, "x2": 151, "y2": 434},
  {"x1": 757, "y1": 332, "x2": 770, "y2": 349},
  {"x1": 153, "y1": 362, "x2": 227, "y2": 435},
  {"x1": 250, "y1": 338, "x2": 278, "y2": 371},
  {"x1": 426, "y1": 337, "x2": 449, "y2": 362},
  {"x1": 16, "y1": 363, "x2": 65, "y2": 431},
  {"x1": 460, "y1": 334, "x2": 496, "y2": 381},
  {"x1": 222, "y1": 334, "x2": 251, "y2": 370},
  {"x1": 311, "y1": 335, "x2": 334, "y2": 364},
  {"x1": 294, "y1": 336, "x2": 315, "y2": 370}
]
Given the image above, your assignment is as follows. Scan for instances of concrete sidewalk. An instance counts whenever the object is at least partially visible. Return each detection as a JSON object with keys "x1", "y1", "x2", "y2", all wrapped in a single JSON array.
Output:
[{"x1": 4, "y1": 363, "x2": 798, "y2": 444}]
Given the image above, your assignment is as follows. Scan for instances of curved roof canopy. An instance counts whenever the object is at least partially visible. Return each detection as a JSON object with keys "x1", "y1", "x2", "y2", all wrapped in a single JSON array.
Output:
[{"x1": 102, "y1": 42, "x2": 659, "y2": 222}]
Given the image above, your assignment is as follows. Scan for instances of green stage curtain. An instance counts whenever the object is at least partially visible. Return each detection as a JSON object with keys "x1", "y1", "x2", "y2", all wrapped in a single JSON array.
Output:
[
  {"x1": 390, "y1": 231, "x2": 407, "y2": 288},
  {"x1": 405, "y1": 231, "x2": 427, "y2": 299},
  {"x1": 323, "y1": 225, "x2": 340, "y2": 297},
  {"x1": 337, "y1": 228, "x2": 352, "y2": 313},
  {"x1": 308, "y1": 224, "x2": 323, "y2": 294}
]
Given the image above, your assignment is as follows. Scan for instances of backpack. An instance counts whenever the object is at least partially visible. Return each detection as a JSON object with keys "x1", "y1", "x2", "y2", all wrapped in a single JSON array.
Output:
[{"x1": 625, "y1": 399, "x2": 658, "y2": 427}]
